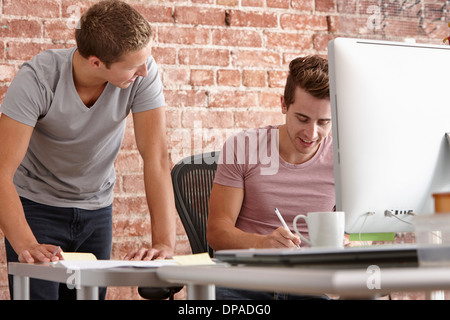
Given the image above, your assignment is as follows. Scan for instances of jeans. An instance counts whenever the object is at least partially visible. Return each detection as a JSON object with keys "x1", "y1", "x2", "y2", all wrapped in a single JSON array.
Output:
[
  {"x1": 216, "y1": 287, "x2": 331, "y2": 300},
  {"x1": 6, "y1": 197, "x2": 113, "y2": 300}
]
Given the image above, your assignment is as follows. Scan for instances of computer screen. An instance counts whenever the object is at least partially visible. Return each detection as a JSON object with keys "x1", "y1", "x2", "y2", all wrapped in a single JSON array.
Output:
[{"x1": 328, "y1": 38, "x2": 450, "y2": 234}]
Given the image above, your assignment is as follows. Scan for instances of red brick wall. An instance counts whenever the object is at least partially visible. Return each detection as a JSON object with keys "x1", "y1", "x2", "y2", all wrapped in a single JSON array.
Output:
[{"x1": 0, "y1": 0, "x2": 448, "y2": 300}]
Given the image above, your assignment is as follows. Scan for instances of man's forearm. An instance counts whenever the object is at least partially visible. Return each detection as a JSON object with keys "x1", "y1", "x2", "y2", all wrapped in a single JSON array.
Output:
[
  {"x1": 207, "y1": 222, "x2": 266, "y2": 251},
  {"x1": 0, "y1": 180, "x2": 38, "y2": 255},
  {"x1": 143, "y1": 160, "x2": 176, "y2": 251}
]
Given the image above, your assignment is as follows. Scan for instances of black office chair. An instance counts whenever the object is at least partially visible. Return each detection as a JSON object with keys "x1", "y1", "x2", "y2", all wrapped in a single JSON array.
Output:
[
  {"x1": 171, "y1": 151, "x2": 219, "y2": 256},
  {"x1": 138, "y1": 151, "x2": 219, "y2": 299}
]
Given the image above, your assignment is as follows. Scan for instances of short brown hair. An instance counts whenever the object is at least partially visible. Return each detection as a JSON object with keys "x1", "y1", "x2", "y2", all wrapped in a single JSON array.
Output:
[
  {"x1": 283, "y1": 55, "x2": 329, "y2": 107},
  {"x1": 75, "y1": 0, "x2": 152, "y2": 68}
]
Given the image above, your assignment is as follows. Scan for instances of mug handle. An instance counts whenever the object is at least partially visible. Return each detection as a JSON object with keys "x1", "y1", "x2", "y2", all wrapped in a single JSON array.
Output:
[{"x1": 293, "y1": 215, "x2": 310, "y2": 245}]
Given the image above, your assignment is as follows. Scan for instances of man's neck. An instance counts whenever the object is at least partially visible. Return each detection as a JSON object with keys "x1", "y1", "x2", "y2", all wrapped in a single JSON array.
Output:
[
  {"x1": 72, "y1": 50, "x2": 107, "y2": 107},
  {"x1": 72, "y1": 50, "x2": 107, "y2": 90}
]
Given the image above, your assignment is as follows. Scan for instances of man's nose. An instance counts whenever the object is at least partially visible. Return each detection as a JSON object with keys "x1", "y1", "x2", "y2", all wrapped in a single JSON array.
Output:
[
  {"x1": 136, "y1": 64, "x2": 148, "y2": 77},
  {"x1": 304, "y1": 123, "x2": 318, "y2": 140}
]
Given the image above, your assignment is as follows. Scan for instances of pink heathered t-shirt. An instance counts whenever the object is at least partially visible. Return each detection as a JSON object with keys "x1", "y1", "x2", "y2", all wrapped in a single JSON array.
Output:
[{"x1": 214, "y1": 125, "x2": 335, "y2": 245}]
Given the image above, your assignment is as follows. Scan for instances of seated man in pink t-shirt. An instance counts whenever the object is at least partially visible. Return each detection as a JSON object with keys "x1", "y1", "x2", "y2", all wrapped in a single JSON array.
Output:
[{"x1": 207, "y1": 55, "x2": 334, "y2": 300}]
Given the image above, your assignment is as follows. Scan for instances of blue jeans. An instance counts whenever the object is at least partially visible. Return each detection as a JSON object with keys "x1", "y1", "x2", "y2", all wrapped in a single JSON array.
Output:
[{"x1": 6, "y1": 197, "x2": 112, "y2": 300}]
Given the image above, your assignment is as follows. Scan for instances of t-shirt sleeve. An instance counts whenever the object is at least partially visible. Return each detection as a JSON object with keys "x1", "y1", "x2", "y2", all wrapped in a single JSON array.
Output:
[
  {"x1": 0, "y1": 65, "x2": 50, "y2": 127},
  {"x1": 130, "y1": 55, "x2": 165, "y2": 113},
  {"x1": 213, "y1": 133, "x2": 246, "y2": 189}
]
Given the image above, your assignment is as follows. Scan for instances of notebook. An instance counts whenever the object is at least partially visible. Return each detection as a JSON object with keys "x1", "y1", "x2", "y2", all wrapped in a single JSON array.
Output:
[{"x1": 214, "y1": 244, "x2": 418, "y2": 268}]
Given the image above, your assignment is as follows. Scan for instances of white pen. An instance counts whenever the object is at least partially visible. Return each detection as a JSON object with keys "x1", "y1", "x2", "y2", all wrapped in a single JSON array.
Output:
[
  {"x1": 274, "y1": 208, "x2": 300, "y2": 248},
  {"x1": 51, "y1": 246, "x2": 60, "y2": 258}
]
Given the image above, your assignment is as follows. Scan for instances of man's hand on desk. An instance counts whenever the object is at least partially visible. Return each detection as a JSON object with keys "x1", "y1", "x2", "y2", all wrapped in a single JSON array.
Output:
[
  {"x1": 262, "y1": 227, "x2": 301, "y2": 248},
  {"x1": 124, "y1": 244, "x2": 173, "y2": 261},
  {"x1": 18, "y1": 243, "x2": 62, "y2": 263}
]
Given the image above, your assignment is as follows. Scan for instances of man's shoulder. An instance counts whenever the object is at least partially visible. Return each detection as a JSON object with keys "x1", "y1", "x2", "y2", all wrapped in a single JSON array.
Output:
[
  {"x1": 27, "y1": 47, "x2": 74, "y2": 66},
  {"x1": 16, "y1": 48, "x2": 75, "y2": 95},
  {"x1": 23, "y1": 48, "x2": 74, "y2": 77}
]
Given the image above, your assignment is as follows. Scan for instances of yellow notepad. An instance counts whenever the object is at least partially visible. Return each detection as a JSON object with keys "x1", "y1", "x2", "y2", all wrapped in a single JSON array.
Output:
[
  {"x1": 173, "y1": 252, "x2": 215, "y2": 265},
  {"x1": 60, "y1": 252, "x2": 97, "y2": 261}
]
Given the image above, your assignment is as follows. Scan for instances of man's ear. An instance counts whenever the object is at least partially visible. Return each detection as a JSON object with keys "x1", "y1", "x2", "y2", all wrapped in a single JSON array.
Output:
[
  {"x1": 87, "y1": 56, "x2": 104, "y2": 70},
  {"x1": 281, "y1": 95, "x2": 288, "y2": 115}
]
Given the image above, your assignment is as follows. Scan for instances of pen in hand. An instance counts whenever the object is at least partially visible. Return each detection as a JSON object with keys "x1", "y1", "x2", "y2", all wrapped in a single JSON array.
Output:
[
  {"x1": 274, "y1": 208, "x2": 300, "y2": 248},
  {"x1": 51, "y1": 246, "x2": 61, "y2": 261}
]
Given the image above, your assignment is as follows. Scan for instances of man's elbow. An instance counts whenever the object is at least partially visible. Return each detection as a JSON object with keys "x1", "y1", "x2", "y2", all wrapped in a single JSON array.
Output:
[{"x1": 206, "y1": 222, "x2": 222, "y2": 251}]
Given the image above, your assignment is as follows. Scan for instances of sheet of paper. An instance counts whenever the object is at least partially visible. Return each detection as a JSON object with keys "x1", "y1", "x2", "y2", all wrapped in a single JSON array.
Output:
[
  {"x1": 53, "y1": 251, "x2": 214, "y2": 269},
  {"x1": 55, "y1": 259, "x2": 178, "y2": 270}
]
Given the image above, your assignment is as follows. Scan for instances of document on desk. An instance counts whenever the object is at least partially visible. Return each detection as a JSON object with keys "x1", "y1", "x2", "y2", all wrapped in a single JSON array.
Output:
[
  {"x1": 54, "y1": 252, "x2": 215, "y2": 269},
  {"x1": 55, "y1": 259, "x2": 179, "y2": 270}
]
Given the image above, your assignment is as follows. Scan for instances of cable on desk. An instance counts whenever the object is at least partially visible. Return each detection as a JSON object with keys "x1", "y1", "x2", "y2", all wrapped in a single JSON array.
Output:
[{"x1": 357, "y1": 212, "x2": 375, "y2": 244}]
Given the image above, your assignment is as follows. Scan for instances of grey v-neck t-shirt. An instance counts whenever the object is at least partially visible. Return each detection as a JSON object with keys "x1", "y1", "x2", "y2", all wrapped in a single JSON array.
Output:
[{"x1": 0, "y1": 47, "x2": 165, "y2": 209}]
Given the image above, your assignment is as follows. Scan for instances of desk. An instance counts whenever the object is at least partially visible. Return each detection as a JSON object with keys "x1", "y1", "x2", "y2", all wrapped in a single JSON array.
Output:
[
  {"x1": 10, "y1": 262, "x2": 450, "y2": 300},
  {"x1": 8, "y1": 262, "x2": 190, "y2": 300},
  {"x1": 156, "y1": 264, "x2": 450, "y2": 299}
]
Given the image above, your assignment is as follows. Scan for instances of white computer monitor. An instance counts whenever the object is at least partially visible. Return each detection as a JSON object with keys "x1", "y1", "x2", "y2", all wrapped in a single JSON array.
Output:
[{"x1": 328, "y1": 37, "x2": 450, "y2": 234}]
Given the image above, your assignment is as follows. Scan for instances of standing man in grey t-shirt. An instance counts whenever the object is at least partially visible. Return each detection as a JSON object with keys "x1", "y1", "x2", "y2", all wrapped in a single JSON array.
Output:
[{"x1": 0, "y1": 0, "x2": 176, "y2": 299}]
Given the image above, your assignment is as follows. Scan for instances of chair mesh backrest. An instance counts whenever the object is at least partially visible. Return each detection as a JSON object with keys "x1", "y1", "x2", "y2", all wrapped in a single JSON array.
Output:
[{"x1": 171, "y1": 152, "x2": 219, "y2": 256}]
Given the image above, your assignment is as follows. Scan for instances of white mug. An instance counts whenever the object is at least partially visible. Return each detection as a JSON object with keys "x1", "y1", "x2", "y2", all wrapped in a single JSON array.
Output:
[{"x1": 293, "y1": 211, "x2": 345, "y2": 248}]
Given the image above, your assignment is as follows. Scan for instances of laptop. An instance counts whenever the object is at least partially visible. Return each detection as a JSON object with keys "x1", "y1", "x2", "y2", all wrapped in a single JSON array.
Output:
[{"x1": 214, "y1": 244, "x2": 418, "y2": 268}]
